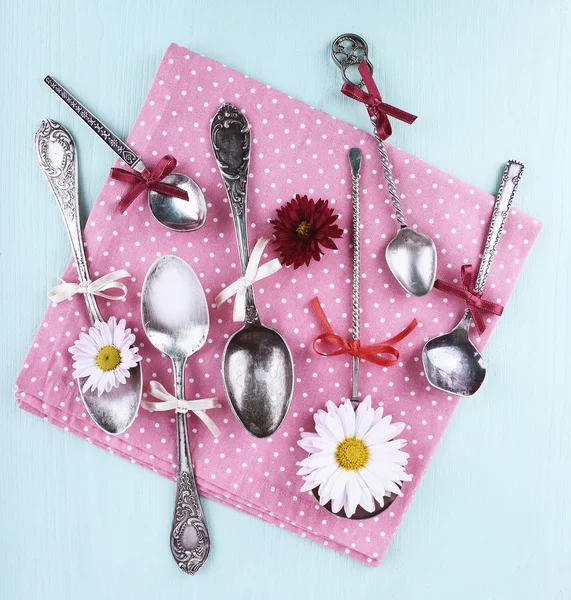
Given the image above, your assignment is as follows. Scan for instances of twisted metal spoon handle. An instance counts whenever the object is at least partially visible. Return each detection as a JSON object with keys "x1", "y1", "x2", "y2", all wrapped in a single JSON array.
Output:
[
  {"x1": 171, "y1": 358, "x2": 210, "y2": 574},
  {"x1": 349, "y1": 148, "x2": 362, "y2": 403},
  {"x1": 370, "y1": 114, "x2": 407, "y2": 228},
  {"x1": 34, "y1": 119, "x2": 102, "y2": 324}
]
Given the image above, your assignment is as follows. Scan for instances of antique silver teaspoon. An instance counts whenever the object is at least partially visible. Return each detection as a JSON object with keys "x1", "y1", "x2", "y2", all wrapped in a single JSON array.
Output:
[
  {"x1": 331, "y1": 34, "x2": 437, "y2": 297},
  {"x1": 35, "y1": 119, "x2": 142, "y2": 435},
  {"x1": 44, "y1": 76, "x2": 207, "y2": 232},
  {"x1": 141, "y1": 254, "x2": 211, "y2": 574},
  {"x1": 422, "y1": 160, "x2": 524, "y2": 397},
  {"x1": 312, "y1": 149, "x2": 399, "y2": 520},
  {"x1": 211, "y1": 103, "x2": 294, "y2": 438}
]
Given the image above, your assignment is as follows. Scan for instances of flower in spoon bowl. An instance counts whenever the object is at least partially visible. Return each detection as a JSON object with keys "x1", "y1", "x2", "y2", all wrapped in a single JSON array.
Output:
[
  {"x1": 297, "y1": 396, "x2": 412, "y2": 518},
  {"x1": 68, "y1": 316, "x2": 142, "y2": 397},
  {"x1": 270, "y1": 194, "x2": 343, "y2": 269}
]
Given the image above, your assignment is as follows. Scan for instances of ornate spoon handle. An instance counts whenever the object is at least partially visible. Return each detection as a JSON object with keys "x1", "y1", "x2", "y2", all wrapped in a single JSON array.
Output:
[
  {"x1": 474, "y1": 160, "x2": 524, "y2": 293},
  {"x1": 211, "y1": 103, "x2": 260, "y2": 325},
  {"x1": 34, "y1": 119, "x2": 102, "y2": 324},
  {"x1": 44, "y1": 76, "x2": 143, "y2": 172},
  {"x1": 170, "y1": 358, "x2": 210, "y2": 575}
]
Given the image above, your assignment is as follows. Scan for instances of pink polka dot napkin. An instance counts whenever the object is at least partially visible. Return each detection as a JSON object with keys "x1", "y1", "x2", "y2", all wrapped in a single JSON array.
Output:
[{"x1": 15, "y1": 43, "x2": 541, "y2": 566}]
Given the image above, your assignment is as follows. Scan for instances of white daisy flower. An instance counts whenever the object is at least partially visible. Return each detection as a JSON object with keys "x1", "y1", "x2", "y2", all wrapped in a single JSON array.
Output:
[
  {"x1": 68, "y1": 317, "x2": 142, "y2": 397},
  {"x1": 297, "y1": 396, "x2": 412, "y2": 518}
]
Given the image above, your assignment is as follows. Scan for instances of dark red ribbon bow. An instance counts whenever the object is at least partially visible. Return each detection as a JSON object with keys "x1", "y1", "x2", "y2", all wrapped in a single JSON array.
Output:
[
  {"x1": 434, "y1": 265, "x2": 504, "y2": 335},
  {"x1": 311, "y1": 297, "x2": 418, "y2": 368},
  {"x1": 341, "y1": 61, "x2": 417, "y2": 141},
  {"x1": 110, "y1": 155, "x2": 189, "y2": 212}
]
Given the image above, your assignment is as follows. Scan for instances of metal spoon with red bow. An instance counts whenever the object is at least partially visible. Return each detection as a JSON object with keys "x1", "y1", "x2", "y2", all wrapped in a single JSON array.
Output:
[
  {"x1": 331, "y1": 34, "x2": 437, "y2": 297},
  {"x1": 422, "y1": 160, "x2": 524, "y2": 396},
  {"x1": 44, "y1": 76, "x2": 206, "y2": 232},
  {"x1": 310, "y1": 148, "x2": 400, "y2": 520}
]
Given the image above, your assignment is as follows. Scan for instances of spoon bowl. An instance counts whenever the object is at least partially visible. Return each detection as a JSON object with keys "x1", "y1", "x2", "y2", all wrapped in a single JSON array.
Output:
[
  {"x1": 141, "y1": 255, "x2": 209, "y2": 357},
  {"x1": 148, "y1": 173, "x2": 207, "y2": 232},
  {"x1": 223, "y1": 324, "x2": 293, "y2": 438},
  {"x1": 386, "y1": 227, "x2": 437, "y2": 297},
  {"x1": 141, "y1": 254, "x2": 211, "y2": 574},
  {"x1": 422, "y1": 311, "x2": 486, "y2": 397}
]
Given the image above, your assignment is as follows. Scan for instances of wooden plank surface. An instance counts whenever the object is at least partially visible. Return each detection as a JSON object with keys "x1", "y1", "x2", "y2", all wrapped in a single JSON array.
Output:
[{"x1": 1, "y1": 1, "x2": 569, "y2": 598}]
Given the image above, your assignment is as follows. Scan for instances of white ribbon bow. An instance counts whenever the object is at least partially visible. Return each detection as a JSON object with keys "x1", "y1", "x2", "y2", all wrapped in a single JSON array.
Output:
[
  {"x1": 141, "y1": 381, "x2": 221, "y2": 438},
  {"x1": 48, "y1": 269, "x2": 131, "y2": 303},
  {"x1": 214, "y1": 236, "x2": 282, "y2": 322}
]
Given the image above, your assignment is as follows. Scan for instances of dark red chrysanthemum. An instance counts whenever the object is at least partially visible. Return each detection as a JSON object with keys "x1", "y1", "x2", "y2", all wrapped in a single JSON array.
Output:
[{"x1": 270, "y1": 195, "x2": 343, "y2": 269}]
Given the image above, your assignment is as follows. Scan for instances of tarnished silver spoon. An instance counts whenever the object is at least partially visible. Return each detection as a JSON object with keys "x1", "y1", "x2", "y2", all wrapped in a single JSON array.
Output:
[
  {"x1": 141, "y1": 255, "x2": 211, "y2": 574},
  {"x1": 422, "y1": 160, "x2": 524, "y2": 396},
  {"x1": 44, "y1": 76, "x2": 207, "y2": 232},
  {"x1": 312, "y1": 148, "x2": 399, "y2": 519},
  {"x1": 35, "y1": 119, "x2": 142, "y2": 435},
  {"x1": 331, "y1": 34, "x2": 437, "y2": 297},
  {"x1": 211, "y1": 103, "x2": 294, "y2": 438}
]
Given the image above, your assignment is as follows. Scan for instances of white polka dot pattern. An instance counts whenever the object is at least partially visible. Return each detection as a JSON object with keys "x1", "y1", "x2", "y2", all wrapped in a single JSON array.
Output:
[{"x1": 14, "y1": 43, "x2": 542, "y2": 566}]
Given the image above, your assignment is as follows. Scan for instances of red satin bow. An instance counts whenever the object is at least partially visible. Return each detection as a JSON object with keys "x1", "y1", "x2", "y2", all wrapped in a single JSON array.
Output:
[
  {"x1": 341, "y1": 61, "x2": 417, "y2": 141},
  {"x1": 110, "y1": 155, "x2": 189, "y2": 212},
  {"x1": 311, "y1": 297, "x2": 418, "y2": 368},
  {"x1": 434, "y1": 265, "x2": 504, "y2": 335}
]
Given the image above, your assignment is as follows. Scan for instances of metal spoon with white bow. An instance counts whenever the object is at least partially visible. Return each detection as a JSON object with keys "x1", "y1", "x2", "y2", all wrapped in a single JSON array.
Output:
[
  {"x1": 44, "y1": 76, "x2": 207, "y2": 232},
  {"x1": 331, "y1": 34, "x2": 437, "y2": 297},
  {"x1": 141, "y1": 254, "x2": 211, "y2": 574},
  {"x1": 35, "y1": 119, "x2": 142, "y2": 435},
  {"x1": 211, "y1": 103, "x2": 294, "y2": 438},
  {"x1": 422, "y1": 160, "x2": 524, "y2": 397}
]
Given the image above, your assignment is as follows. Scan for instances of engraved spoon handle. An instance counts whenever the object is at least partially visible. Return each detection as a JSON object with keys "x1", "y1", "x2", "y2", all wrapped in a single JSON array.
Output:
[
  {"x1": 211, "y1": 103, "x2": 260, "y2": 324},
  {"x1": 171, "y1": 358, "x2": 210, "y2": 575},
  {"x1": 474, "y1": 160, "x2": 524, "y2": 293},
  {"x1": 44, "y1": 76, "x2": 144, "y2": 172},
  {"x1": 34, "y1": 119, "x2": 102, "y2": 324}
]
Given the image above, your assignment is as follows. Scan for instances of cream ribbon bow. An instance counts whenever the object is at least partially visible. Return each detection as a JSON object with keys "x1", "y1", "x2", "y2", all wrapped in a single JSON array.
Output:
[
  {"x1": 48, "y1": 270, "x2": 131, "y2": 303},
  {"x1": 141, "y1": 381, "x2": 221, "y2": 438},
  {"x1": 214, "y1": 236, "x2": 282, "y2": 322}
]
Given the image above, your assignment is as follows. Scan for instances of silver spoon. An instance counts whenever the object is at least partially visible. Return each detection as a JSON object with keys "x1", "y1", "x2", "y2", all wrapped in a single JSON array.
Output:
[
  {"x1": 44, "y1": 76, "x2": 207, "y2": 232},
  {"x1": 422, "y1": 160, "x2": 524, "y2": 397},
  {"x1": 35, "y1": 119, "x2": 142, "y2": 435},
  {"x1": 211, "y1": 103, "x2": 294, "y2": 438},
  {"x1": 312, "y1": 148, "x2": 399, "y2": 519},
  {"x1": 331, "y1": 34, "x2": 437, "y2": 297},
  {"x1": 141, "y1": 254, "x2": 211, "y2": 574}
]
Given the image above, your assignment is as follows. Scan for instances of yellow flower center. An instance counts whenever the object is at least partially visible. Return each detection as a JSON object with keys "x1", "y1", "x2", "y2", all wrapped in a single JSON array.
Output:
[
  {"x1": 335, "y1": 437, "x2": 370, "y2": 471},
  {"x1": 95, "y1": 345, "x2": 122, "y2": 372},
  {"x1": 295, "y1": 220, "x2": 313, "y2": 239}
]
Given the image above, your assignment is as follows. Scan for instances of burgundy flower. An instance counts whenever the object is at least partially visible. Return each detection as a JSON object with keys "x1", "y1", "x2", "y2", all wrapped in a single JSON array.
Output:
[{"x1": 270, "y1": 195, "x2": 343, "y2": 269}]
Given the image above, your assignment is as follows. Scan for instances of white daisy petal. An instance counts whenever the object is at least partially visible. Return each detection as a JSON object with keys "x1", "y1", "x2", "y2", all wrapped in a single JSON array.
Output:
[
  {"x1": 303, "y1": 450, "x2": 335, "y2": 469},
  {"x1": 339, "y1": 399, "x2": 356, "y2": 437},
  {"x1": 355, "y1": 399, "x2": 375, "y2": 439},
  {"x1": 324, "y1": 413, "x2": 345, "y2": 442},
  {"x1": 355, "y1": 472, "x2": 376, "y2": 513},
  {"x1": 344, "y1": 472, "x2": 361, "y2": 518}
]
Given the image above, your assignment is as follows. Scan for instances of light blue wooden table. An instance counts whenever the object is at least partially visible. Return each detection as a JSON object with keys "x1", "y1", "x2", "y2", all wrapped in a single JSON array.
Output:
[{"x1": 1, "y1": 1, "x2": 569, "y2": 598}]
